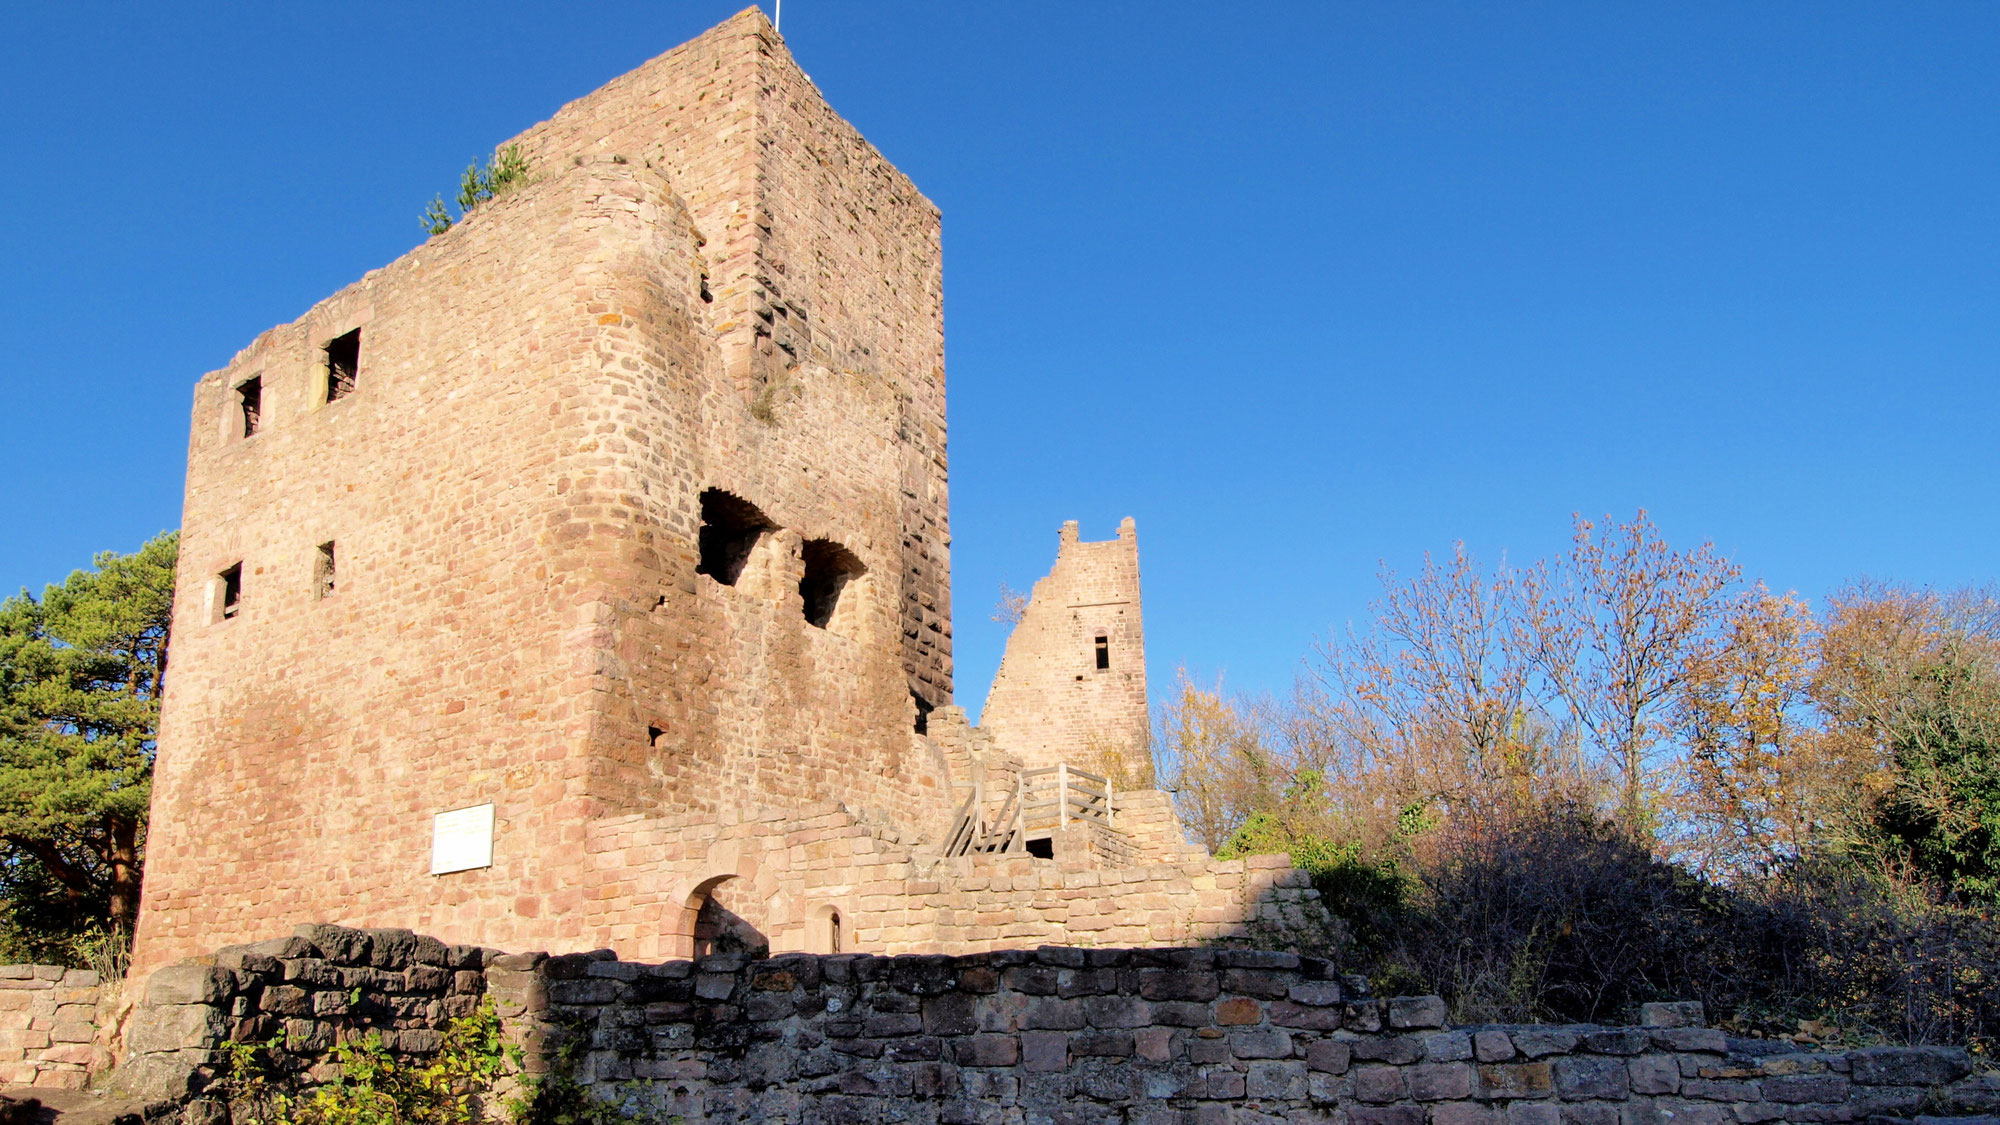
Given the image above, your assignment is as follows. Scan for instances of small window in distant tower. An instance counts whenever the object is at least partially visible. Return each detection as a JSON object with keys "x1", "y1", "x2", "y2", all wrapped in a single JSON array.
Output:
[
  {"x1": 695, "y1": 489, "x2": 773, "y2": 586},
  {"x1": 217, "y1": 563, "x2": 243, "y2": 621},
  {"x1": 1094, "y1": 634, "x2": 1110, "y2": 670},
  {"x1": 324, "y1": 329, "x2": 361, "y2": 402},
  {"x1": 799, "y1": 539, "x2": 865, "y2": 628},
  {"x1": 236, "y1": 376, "x2": 262, "y2": 438},
  {"x1": 911, "y1": 690, "x2": 933, "y2": 736},
  {"x1": 315, "y1": 541, "x2": 337, "y2": 599}
]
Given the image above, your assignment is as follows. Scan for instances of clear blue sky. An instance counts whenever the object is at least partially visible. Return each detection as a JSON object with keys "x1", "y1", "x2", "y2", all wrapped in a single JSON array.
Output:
[{"x1": 2, "y1": 2, "x2": 1995, "y2": 714}]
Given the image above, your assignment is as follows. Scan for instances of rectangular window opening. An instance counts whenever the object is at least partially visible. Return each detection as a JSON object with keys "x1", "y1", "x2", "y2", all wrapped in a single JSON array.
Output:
[
  {"x1": 325, "y1": 329, "x2": 361, "y2": 402},
  {"x1": 219, "y1": 564, "x2": 243, "y2": 620},
  {"x1": 236, "y1": 376, "x2": 262, "y2": 438},
  {"x1": 315, "y1": 541, "x2": 337, "y2": 599},
  {"x1": 1094, "y1": 635, "x2": 1110, "y2": 670}
]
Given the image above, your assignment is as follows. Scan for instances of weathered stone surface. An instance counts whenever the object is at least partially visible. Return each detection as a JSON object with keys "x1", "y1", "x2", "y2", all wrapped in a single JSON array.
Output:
[
  {"x1": 1765, "y1": 1074, "x2": 1851, "y2": 1103},
  {"x1": 1626, "y1": 1055, "x2": 1680, "y2": 1096},
  {"x1": 1638, "y1": 1002, "x2": 1704, "y2": 1029},
  {"x1": 1484, "y1": 1062, "x2": 1558, "y2": 1099},
  {"x1": 147, "y1": 964, "x2": 232, "y2": 1007},
  {"x1": 1357, "y1": 1065, "x2": 1412, "y2": 1103},
  {"x1": 1426, "y1": 1032, "x2": 1475, "y2": 1062},
  {"x1": 1556, "y1": 1057, "x2": 1631, "y2": 1102},
  {"x1": 1850, "y1": 1047, "x2": 1972, "y2": 1086},
  {"x1": 1389, "y1": 996, "x2": 1449, "y2": 1029},
  {"x1": 1411, "y1": 1062, "x2": 1477, "y2": 1101}
]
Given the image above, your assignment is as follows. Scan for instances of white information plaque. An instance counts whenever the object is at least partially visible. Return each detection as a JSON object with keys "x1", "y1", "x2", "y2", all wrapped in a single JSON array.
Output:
[{"x1": 430, "y1": 804, "x2": 494, "y2": 875}]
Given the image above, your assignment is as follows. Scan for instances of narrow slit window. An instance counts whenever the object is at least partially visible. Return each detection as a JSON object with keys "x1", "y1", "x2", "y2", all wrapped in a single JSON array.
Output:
[
  {"x1": 1094, "y1": 634, "x2": 1110, "y2": 670},
  {"x1": 911, "y1": 690, "x2": 933, "y2": 736},
  {"x1": 236, "y1": 376, "x2": 262, "y2": 438},
  {"x1": 799, "y1": 539, "x2": 865, "y2": 628},
  {"x1": 829, "y1": 910, "x2": 841, "y2": 953},
  {"x1": 325, "y1": 329, "x2": 360, "y2": 402},
  {"x1": 695, "y1": 489, "x2": 773, "y2": 586},
  {"x1": 219, "y1": 564, "x2": 243, "y2": 620},
  {"x1": 315, "y1": 541, "x2": 337, "y2": 599}
]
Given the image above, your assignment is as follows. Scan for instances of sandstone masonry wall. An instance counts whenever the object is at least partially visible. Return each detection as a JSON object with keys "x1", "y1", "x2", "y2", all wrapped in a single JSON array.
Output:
[
  {"x1": 0, "y1": 966, "x2": 107, "y2": 1089},
  {"x1": 115, "y1": 927, "x2": 1999, "y2": 1125},
  {"x1": 576, "y1": 814, "x2": 1323, "y2": 962}
]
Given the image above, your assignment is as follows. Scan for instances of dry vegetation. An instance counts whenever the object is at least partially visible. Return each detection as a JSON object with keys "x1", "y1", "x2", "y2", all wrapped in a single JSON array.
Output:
[{"x1": 1157, "y1": 513, "x2": 2000, "y2": 1051}]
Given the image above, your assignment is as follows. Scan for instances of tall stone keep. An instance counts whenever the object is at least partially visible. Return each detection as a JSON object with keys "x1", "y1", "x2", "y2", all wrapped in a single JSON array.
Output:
[
  {"x1": 133, "y1": 8, "x2": 1327, "y2": 978},
  {"x1": 980, "y1": 519, "x2": 1150, "y2": 779},
  {"x1": 136, "y1": 8, "x2": 951, "y2": 971}
]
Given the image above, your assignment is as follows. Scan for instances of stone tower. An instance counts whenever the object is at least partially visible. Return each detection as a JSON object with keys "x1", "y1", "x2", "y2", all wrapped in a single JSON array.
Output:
[
  {"x1": 980, "y1": 519, "x2": 1150, "y2": 780},
  {"x1": 135, "y1": 8, "x2": 953, "y2": 971}
]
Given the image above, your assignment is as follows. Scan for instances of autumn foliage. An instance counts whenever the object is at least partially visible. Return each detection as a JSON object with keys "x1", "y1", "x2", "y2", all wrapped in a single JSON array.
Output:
[{"x1": 1157, "y1": 513, "x2": 2000, "y2": 1050}]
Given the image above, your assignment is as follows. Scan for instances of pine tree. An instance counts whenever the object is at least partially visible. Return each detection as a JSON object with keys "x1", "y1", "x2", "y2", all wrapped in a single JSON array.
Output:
[{"x1": 0, "y1": 532, "x2": 175, "y2": 944}]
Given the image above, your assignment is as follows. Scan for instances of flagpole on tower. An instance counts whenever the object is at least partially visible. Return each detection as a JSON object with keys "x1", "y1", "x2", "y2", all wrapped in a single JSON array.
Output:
[{"x1": 775, "y1": 0, "x2": 782, "y2": 33}]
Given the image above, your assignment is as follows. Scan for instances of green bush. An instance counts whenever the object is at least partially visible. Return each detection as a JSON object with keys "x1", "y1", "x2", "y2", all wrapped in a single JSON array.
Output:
[{"x1": 224, "y1": 1001, "x2": 516, "y2": 1125}]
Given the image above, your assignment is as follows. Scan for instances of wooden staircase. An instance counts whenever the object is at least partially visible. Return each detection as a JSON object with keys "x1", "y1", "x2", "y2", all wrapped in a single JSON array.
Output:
[{"x1": 944, "y1": 762, "x2": 1115, "y2": 858}]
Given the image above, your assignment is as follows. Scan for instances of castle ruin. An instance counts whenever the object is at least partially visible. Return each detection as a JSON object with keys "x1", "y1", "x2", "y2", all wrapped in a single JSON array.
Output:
[{"x1": 131, "y1": 8, "x2": 1324, "y2": 978}]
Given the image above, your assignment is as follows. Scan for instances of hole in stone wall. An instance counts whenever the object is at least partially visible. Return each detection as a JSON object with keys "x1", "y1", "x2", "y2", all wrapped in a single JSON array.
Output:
[
  {"x1": 1095, "y1": 634, "x2": 1110, "y2": 671},
  {"x1": 648, "y1": 725, "x2": 664, "y2": 746},
  {"x1": 911, "y1": 690, "x2": 933, "y2": 736},
  {"x1": 315, "y1": 541, "x2": 337, "y2": 599},
  {"x1": 236, "y1": 376, "x2": 262, "y2": 438},
  {"x1": 324, "y1": 329, "x2": 360, "y2": 403},
  {"x1": 695, "y1": 489, "x2": 772, "y2": 586},
  {"x1": 799, "y1": 539, "x2": 864, "y2": 629},
  {"x1": 218, "y1": 563, "x2": 243, "y2": 621},
  {"x1": 1027, "y1": 838, "x2": 1054, "y2": 860},
  {"x1": 829, "y1": 910, "x2": 842, "y2": 953}
]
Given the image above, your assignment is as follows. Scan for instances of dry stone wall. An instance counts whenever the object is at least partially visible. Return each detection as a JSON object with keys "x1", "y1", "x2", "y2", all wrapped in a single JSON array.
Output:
[
  {"x1": 113, "y1": 927, "x2": 1999, "y2": 1125},
  {"x1": 0, "y1": 965, "x2": 108, "y2": 1089}
]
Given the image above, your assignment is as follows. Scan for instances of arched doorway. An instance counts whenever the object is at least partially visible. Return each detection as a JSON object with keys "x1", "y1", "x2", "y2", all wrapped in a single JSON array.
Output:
[{"x1": 676, "y1": 875, "x2": 769, "y2": 959}]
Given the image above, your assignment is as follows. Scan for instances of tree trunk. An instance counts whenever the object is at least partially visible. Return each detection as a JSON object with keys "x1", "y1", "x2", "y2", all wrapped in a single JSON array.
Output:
[{"x1": 106, "y1": 816, "x2": 142, "y2": 931}]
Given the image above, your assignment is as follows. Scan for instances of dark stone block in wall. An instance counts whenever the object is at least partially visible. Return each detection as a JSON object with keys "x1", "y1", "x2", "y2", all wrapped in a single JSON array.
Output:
[
  {"x1": 1069, "y1": 1030, "x2": 1134, "y2": 1058},
  {"x1": 1147, "y1": 1000, "x2": 1210, "y2": 1027},
  {"x1": 1307, "y1": 1040, "x2": 1352, "y2": 1074},
  {"x1": 953, "y1": 1033, "x2": 1021, "y2": 1067},
  {"x1": 1850, "y1": 1048, "x2": 1972, "y2": 1087},
  {"x1": 922, "y1": 992, "x2": 978, "y2": 1036},
  {"x1": 1555, "y1": 1056, "x2": 1631, "y2": 1101},
  {"x1": 1354, "y1": 1036, "x2": 1423, "y2": 1065},
  {"x1": 1004, "y1": 966, "x2": 1061, "y2": 996},
  {"x1": 1220, "y1": 969, "x2": 1291, "y2": 1000},
  {"x1": 1582, "y1": 1030, "x2": 1650, "y2": 1056},
  {"x1": 295, "y1": 925, "x2": 372, "y2": 967},
  {"x1": 363, "y1": 929, "x2": 418, "y2": 969},
  {"x1": 1269, "y1": 1000, "x2": 1343, "y2": 1030},
  {"x1": 1137, "y1": 969, "x2": 1219, "y2": 1002},
  {"x1": 1058, "y1": 968, "x2": 1119, "y2": 998}
]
